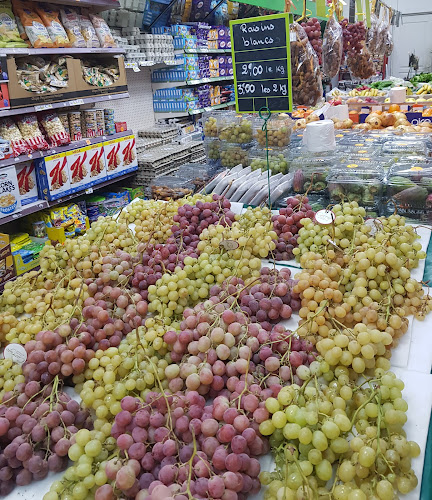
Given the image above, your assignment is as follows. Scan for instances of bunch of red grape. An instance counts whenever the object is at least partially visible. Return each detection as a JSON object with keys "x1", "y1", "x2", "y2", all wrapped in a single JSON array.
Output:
[
  {"x1": 272, "y1": 196, "x2": 315, "y2": 261},
  {"x1": 340, "y1": 18, "x2": 366, "y2": 56},
  {"x1": 0, "y1": 380, "x2": 90, "y2": 496},
  {"x1": 301, "y1": 18, "x2": 322, "y2": 63},
  {"x1": 97, "y1": 391, "x2": 265, "y2": 500}
]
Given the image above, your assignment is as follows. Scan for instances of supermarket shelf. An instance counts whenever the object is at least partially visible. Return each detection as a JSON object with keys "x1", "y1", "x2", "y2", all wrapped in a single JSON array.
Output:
[
  {"x1": 0, "y1": 171, "x2": 137, "y2": 226},
  {"x1": 26, "y1": 0, "x2": 120, "y2": 10},
  {"x1": 154, "y1": 100, "x2": 235, "y2": 119},
  {"x1": 0, "y1": 93, "x2": 130, "y2": 118},
  {"x1": 125, "y1": 60, "x2": 179, "y2": 70},
  {"x1": 175, "y1": 48, "x2": 231, "y2": 54},
  {"x1": 0, "y1": 48, "x2": 125, "y2": 56},
  {"x1": 0, "y1": 130, "x2": 133, "y2": 170},
  {"x1": 152, "y1": 76, "x2": 233, "y2": 89}
]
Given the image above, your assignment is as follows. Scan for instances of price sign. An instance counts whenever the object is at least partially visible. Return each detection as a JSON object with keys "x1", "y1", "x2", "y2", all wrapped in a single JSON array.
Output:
[
  {"x1": 230, "y1": 13, "x2": 292, "y2": 113},
  {"x1": 35, "y1": 103, "x2": 53, "y2": 111},
  {"x1": 220, "y1": 240, "x2": 239, "y2": 251},
  {"x1": 69, "y1": 99, "x2": 85, "y2": 106},
  {"x1": 315, "y1": 209, "x2": 335, "y2": 225},
  {"x1": 3, "y1": 344, "x2": 27, "y2": 365}
]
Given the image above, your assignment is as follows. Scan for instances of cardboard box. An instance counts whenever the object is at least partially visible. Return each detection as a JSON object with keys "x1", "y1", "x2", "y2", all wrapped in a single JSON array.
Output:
[
  {"x1": 0, "y1": 166, "x2": 21, "y2": 218},
  {"x1": 16, "y1": 160, "x2": 39, "y2": 206},
  {"x1": 72, "y1": 55, "x2": 128, "y2": 99},
  {"x1": 7, "y1": 57, "x2": 77, "y2": 108},
  {"x1": 103, "y1": 134, "x2": 138, "y2": 180},
  {"x1": 12, "y1": 236, "x2": 46, "y2": 276},
  {"x1": 35, "y1": 153, "x2": 71, "y2": 201},
  {"x1": 0, "y1": 233, "x2": 15, "y2": 287},
  {"x1": 67, "y1": 142, "x2": 107, "y2": 193}
]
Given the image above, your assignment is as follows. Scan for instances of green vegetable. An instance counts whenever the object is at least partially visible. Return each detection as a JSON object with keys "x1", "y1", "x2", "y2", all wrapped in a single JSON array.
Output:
[
  {"x1": 410, "y1": 73, "x2": 432, "y2": 85},
  {"x1": 370, "y1": 81, "x2": 394, "y2": 89}
]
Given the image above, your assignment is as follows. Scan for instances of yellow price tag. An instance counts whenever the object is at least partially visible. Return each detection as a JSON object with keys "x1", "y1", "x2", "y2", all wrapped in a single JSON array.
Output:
[
  {"x1": 347, "y1": 164, "x2": 358, "y2": 169},
  {"x1": 355, "y1": 143, "x2": 365, "y2": 146},
  {"x1": 336, "y1": 134, "x2": 344, "y2": 137},
  {"x1": 410, "y1": 166, "x2": 423, "y2": 171},
  {"x1": 359, "y1": 158, "x2": 370, "y2": 161}
]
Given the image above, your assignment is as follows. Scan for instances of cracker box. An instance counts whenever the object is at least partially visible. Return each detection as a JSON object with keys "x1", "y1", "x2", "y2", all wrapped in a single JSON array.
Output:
[
  {"x1": 67, "y1": 143, "x2": 107, "y2": 193},
  {"x1": 0, "y1": 233, "x2": 15, "y2": 287},
  {"x1": 0, "y1": 166, "x2": 21, "y2": 218},
  {"x1": 103, "y1": 135, "x2": 138, "y2": 180},
  {"x1": 16, "y1": 160, "x2": 39, "y2": 206},
  {"x1": 35, "y1": 153, "x2": 71, "y2": 201}
]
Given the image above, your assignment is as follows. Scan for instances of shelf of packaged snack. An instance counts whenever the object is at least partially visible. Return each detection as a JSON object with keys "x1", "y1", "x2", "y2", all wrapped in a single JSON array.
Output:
[
  {"x1": 0, "y1": 130, "x2": 133, "y2": 170},
  {"x1": 0, "y1": 92, "x2": 130, "y2": 118},
  {"x1": 152, "y1": 76, "x2": 233, "y2": 89},
  {"x1": 0, "y1": 48, "x2": 125, "y2": 56},
  {"x1": 26, "y1": 0, "x2": 120, "y2": 10},
  {"x1": 124, "y1": 60, "x2": 179, "y2": 70},
  {"x1": 154, "y1": 100, "x2": 235, "y2": 119},
  {"x1": 174, "y1": 48, "x2": 232, "y2": 54},
  {"x1": 0, "y1": 171, "x2": 136, "y2": 226}
]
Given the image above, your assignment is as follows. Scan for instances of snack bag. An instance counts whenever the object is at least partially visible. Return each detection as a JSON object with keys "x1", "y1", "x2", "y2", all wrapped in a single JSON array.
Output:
[
  {"x1": 347, "y1": 44, "x2": 375, "y2": 80},
  {"x1": 322, "y1": 13, "x2": 343, "y2": 79},
  {"x1": 89, "y1": 13, "x2": 115, "y2": 48},
  {"x1": 79, "y1": 11, "x2": 99, "y2": 48},
  {"x1": 0, "y1": 1, "x2": 22, "y2": 44},
  {"x1": 36, "y1": 4, "x2": 70, "y2": 47},
  {"x1": 290, "y1": 22, "x2": 323, "y2": 107},
  {"x1": 366, "y1": 12, "x2": 380, "y2": 54},
  {"x1": 14, "y1": 0, "x2": 54, "y2": 48},
  {"x1": 40, "y1": 111, "x2": 70, "y2": 147},
  {"x1": 0, "y1": 117, "x2": 31, "y2": 156},
  {"x1": 16, "y1": 113, "x2": 49, "y2": 151},
  {"x1": 60, "y1": 7, "x2": 85, "y2": 48},
  {"x1": 15, "y1": 15, "x2": 28, "y2": 40}
]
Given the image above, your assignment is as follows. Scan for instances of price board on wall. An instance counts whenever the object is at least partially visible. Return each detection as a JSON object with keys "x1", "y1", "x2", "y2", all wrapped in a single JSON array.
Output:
[{"x1": 229, "y1": 13, "x2": 292, "y2": 113}]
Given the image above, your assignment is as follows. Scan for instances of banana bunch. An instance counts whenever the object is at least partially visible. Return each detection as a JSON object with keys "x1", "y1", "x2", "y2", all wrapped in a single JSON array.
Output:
[
  {"x1": 348, "y1": 88, "x2": 386, "y2": 97},
  {"x1": 331, "y1": 89, "x2": 342, "y2": 96},
  {"x1": 416, "y1": 84, "x2": 432, "y2": 95}
]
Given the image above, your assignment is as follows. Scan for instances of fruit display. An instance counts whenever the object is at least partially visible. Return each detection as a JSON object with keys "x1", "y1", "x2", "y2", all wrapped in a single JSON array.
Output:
[
  {"x1": 348, "y1": 86, "x2": 387, "y2": 97},
  {"x1": 416, "y1": 84, "x2": 432, "y2": 95},
  {"x1": 290, "y1": 155, "x2": 336, "y2": 195},
  {"x1": 347, "y1": 45, "x2": 375, "y2": 80},
  {"x1": 220, "y1": 143, "x2": 250, "y2": 168},
  {"x1": 202, "y1": 111, "x2": 223, "y2": 138},
  {"x1": 322, "y1": 14, "x2": 343, "y2": 78},
  {"x1": 340, "y1": 18, "x2": 367, "y2": 57},
  {"x1": 382, "y1": 140, "x2": 428, "y2": 157},
  {"x1": 300, "y1": 17, "x2": 322, "y2": 63},
  {"x1": 254, "y1": 114, "x2": 293, "y2": 148},
  {"x1": 386, "y1": 162, "x2": 432, "y2": 216},
  {"x1": 328, "y1": 162, "x2": 385, "y2": 207},
  {"x1": 204, "y1": 137, "x2": 221, "y2": 162},
  {"x1": 218, "y1": 113, "x2": 253, "y2": 145},
  {"x1": 249, "y1": 149, "x2": 289, "y2": 174}
]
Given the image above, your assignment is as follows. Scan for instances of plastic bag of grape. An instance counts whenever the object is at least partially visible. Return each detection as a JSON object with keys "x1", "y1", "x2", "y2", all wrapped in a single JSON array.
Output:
[
  {"x1": 290, "y1": 22, "x2": 324, "y2": 107},
  {"x1": 322, "y1": 13, "x2": 343, "y2": 78}
]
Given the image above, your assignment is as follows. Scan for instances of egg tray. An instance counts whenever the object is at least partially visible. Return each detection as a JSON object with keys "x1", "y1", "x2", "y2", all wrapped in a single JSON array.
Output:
[
  {"x1": 138, "y1": 126, "x2": 178, "y2": 139},
  {"x1": 136, "y1": 137, "x2": 166, "y2": 153}
]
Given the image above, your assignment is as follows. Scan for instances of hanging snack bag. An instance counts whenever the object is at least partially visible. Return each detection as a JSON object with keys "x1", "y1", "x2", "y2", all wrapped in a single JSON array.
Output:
[
  {"x1": 322, "y1": 13, "x2": 343, "y2": 79},
  {"x1": 366, "y1": 12, "x2": 380, "y2": 54},
  {"x1": 35, "y1": 4, "x2": 70, "y2": 47},
  {"x1": 40, "y1": 111, "x2": 71, "y2": 147},
  {"x1": 60, "y1": 7, "x2": 85, "y2": 48},
  {"x1": 0, "y1": 1, "x2": 24, "y2": 44},
  {"x1": 89, "y1": 13, "x2": 115, "y2": 48},
  {"x1": 0, "y1": 117, "x2": 31, "y2": 156},
  {"x1": 347, "y1": 44, "x2": 375, "y2": 80},
  {"x1": 79, "y1": 11, "x2": 100, "y2": 48},
  {"x1": 290, "y1": 22, "x2": 323, "y2": 107},
  {"x1": 17, "y1": 113, "x2": 49, "y2": 151},
  {"x1": 14, "y1": 1, "x2": 54, "y2": 48}
]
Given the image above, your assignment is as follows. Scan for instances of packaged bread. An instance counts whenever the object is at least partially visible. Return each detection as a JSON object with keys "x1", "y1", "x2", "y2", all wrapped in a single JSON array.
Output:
[
  {"x1": 0, "y1": 1, "x2": 24, "y2": 45},
  {"x1": 89, "y1": 13, "x2": 115, "y2": 48},
  {"x1": 35, "y1": 4, "x2": 70, "y2": 47},
  {"x1": 59, "y1": 7, "x2": 85, "y2": 48},
  {"x1": 14, "y1": 0, "x2": 54, "y2": 48},
  {"x1": 79, "y1": 11, "x2": 99, "y2": 48}
]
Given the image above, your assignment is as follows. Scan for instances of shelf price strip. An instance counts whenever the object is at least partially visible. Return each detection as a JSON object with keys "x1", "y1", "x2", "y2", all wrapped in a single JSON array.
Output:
[{"x1": 230, "y1": 13, "x2": 293, "y2": 113}]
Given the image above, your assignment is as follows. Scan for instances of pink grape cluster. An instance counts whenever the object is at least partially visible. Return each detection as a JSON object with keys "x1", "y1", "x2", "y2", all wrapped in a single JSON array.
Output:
[
  {"x1": 301, "y1": 18, "x2": 322, "y2": 63},
  {"x1": 0, "y1": 381, "x2": 90, "y2": 496},
  {"x1": 88, "y1": 250, "x2": 137, "y2": 288},
  {"x1": 238, "y1": 268, "x2": 301, "y2": 328},
  {"x1": 341, "y1": 18, "x2": 366, "y2": 57},
  {"x1": 171, "y1": 195, "x2": 236, "y2": 250},
  {"x1": 130, "y1": 242, "x2": 198, "y2": 302},
  {"x1": 96, "y1": 391, "x2": 265, "y2": 500},
  {"x1": 272, "y1": 196, "x2": 315, "y2": 261}
]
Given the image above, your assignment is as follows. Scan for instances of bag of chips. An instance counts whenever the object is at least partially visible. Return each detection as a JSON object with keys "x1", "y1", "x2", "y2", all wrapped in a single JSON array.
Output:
[
  {"x1": 0, "y1": 117, "x2": 31, "y2": 156},
  {"x1": 14, "y1": 0, "x2": 54, "y2": 48},
  {"x1": 79, "y1": 11, "x2": 99, "y2": 48},
  {"x1": 60, "y1": 7, "x2": 85, "y2": 48},
  {"x1": 35, "y1": 4, "x2": 70, "y2": 47},
  {"x1": 40, "y1": 111, "x2": 70, "y2": 147},
  {"x1": 0, "y1": 1, "x2": 23, "y2": 44},
  {"x1": 89, "y1": 13, "x2": 115, "y2": 48},
  {"x1": 17, "y1": 113, "x2": 49, "y2": 151}
]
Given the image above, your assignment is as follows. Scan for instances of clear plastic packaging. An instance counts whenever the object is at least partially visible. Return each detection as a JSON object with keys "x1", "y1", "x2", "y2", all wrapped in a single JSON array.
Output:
[
  {"x1": 366, "y1": 13, "x2": 381, "y2": 54},
  {"x1": 322, "y1": 13, "x2": 343, "y2": 78},
  {"x1": 290, "y1": 22, "x2": 323, "y2": 107},
  {"x1": 58, "y1": 112, "x2": 70, "y2": 137},
  {"x1": 328, "y1": 162, "x2": 384, "y2": 207},
  {"x1": 218, "y1": 113, "x2": 253, "y2": 145},
  {"x1": 150, "y1": 176, "x2": 193, "y2": 200},
  {"x1": 249, "y1": 148, "x2": 289, "y2": 174},
  {"x1": 202, "y1": 110, "x2": 224, "y2": 138},
  {"x1": 68, "y1": 111, "x2": 82, "y2": 141},
  {"x1": 0, "y1": 118, "x2": 31, "y2": 156},
  {"x1": 220, "y1": 144, "x2": 250, "y2": 168},
  {"x1": 82, "y1": 110, "x2": 97, "y2": 138},
  {"x1": 347, "y1": 45, "x2": 375, "y2": 80},
  {"x1": 386, "y1": 162, "x2": 432, "y2": 218},
  {"x1": 204, "y1": 137, "x2": 221, "y2": 163},
  {"x1": 177, "y1": 163, "x2": 214, "y2": 191},
  {"x1": 16, "y1": 114, "x2": 49, "y2": 151},
  {"x1": 40, "y1": 111, "x2": 70, "y2": 147},
  {"x1": 254, "y1": 114, "x2": 293, "y2": 148},
  {"x1": 290, "y1": 155, "x2": 336, "y2": 195},
  {"x1": 382, "y1": 140, "x2": 427, "y2": 157}
]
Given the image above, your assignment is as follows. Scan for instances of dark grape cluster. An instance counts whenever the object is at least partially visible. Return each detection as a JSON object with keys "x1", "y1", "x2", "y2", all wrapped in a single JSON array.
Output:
[
  {"x1": 340, "y1": 18, "x2": 366, "y2": 56},
  {"x1": 301, "y1": 18, "x2": 322, "y2": 63}
]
